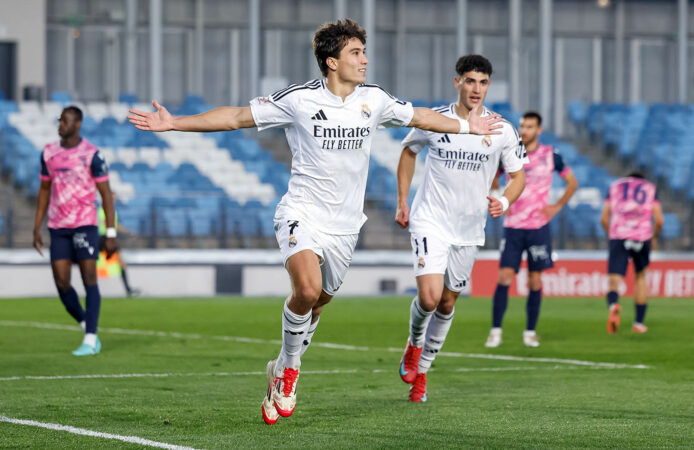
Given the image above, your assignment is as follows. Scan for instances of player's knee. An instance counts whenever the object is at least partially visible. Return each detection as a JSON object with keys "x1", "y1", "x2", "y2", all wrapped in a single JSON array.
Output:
[
  {"x1": 417, "y1": 292, "x2": 439, "y2": 312},
  {"x1": 82, "y1": 272, "x2": 98, "y2": 287},
  {"x1": 528, "y1": 274, "x2": 542, "y2": 291},
  {"x1": 497, "y1": 271, "x2": 513, "y2": 286},
  {"x1": 54, "y1": 278, "x2": 71, "y2": 293},
  {"x1": 438, "y1": 297, "x2": 456, "y2": 315},
  {"x1": 294, "y1": 283, "x2": 322, "y2": 304}
]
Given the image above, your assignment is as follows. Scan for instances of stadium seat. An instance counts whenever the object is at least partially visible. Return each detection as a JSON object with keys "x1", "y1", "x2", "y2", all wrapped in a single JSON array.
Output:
[
  {"x1": 49, "y1": 91, "x2": 72, "y2": 103},
  {"x1": 661, "y1": 213, "x2": 682, "y2": 239}
]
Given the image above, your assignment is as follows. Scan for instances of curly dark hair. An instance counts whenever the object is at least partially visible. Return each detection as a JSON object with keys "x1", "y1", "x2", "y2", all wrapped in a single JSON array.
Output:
[
  {"x1": 63, "y1": 105, "x2": 83, "y2": 122},
  {"x1": 455, "y1": 54, "x2": 493, "y2": 77},
  {"x1": 313, "y1": 19, "x2": 367, "y2": 77}
]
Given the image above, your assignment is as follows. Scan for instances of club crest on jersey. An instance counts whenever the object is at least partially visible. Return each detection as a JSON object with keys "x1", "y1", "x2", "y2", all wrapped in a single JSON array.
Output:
[
  {"x1": 287, "y1": 220, "x2": 299, "y2": 248},
  {"x1": 482, "y1": 135, "x2": 492, "y2": 148},
  {"x1": 418, "y1": 257, "x2": 425, "y2": 269},
  {"x1": 361, "y1": 104, "x2": 371, "y2": 119}
]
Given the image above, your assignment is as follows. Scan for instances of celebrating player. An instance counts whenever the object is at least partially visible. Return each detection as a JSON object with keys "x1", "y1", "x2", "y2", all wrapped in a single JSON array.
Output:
[
  {"x1": 127, "y1": 19, "x2": 503, "y2": 424},
  {"x1": 485, "y1": 111, "x2": 578, "y2": 348},
  {"x1": 395, "y1": 54, "x2": 527, "y2": 402},
  {"x1": 32, "y1": 106, "x2": 117, "y2": 356},
  {"x1": 600, "y1": 172, "x2": 664, "y2": 333}
]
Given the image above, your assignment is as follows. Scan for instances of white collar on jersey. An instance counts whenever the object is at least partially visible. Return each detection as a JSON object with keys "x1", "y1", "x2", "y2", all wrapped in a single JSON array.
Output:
[
  {"x1": 321, "y1": 79, "x2": 364, "y2": 105},
  {"x1": 449, "y1": 103, "x2": 491, "y2": 118}
]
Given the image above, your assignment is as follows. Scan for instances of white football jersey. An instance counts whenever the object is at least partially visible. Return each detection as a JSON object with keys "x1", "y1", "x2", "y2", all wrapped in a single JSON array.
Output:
[
  {"x1": 402, "y1": 104, "x2": 527, "y2": 246},
  {"x1": 250, "y1": 79, "x2": 414, "y2": 234}
]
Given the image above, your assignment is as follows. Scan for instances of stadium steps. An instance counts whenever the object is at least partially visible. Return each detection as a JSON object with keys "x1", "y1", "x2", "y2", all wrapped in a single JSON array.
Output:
[
  {"x1": 254, "y1": 130, "x2": 293, "y2": 167},
  {"x1": 359, "y1": 205, "x2": 411, "y2": 250},
  {"x1": 0, "y1": 178, "x2": 38, "y2": 248}
]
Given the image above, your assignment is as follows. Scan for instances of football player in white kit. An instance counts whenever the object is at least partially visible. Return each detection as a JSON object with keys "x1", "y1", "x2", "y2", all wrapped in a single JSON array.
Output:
[
  {"x1": 128, "y1": 20, "x2": 503, "y2": 424},
  {"x1": 395, "y1": 54, "x2": 527, "y2": 402}
]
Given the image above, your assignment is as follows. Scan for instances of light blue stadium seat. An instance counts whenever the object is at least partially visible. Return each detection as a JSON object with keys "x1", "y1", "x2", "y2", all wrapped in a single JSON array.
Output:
[
  {"x1": 568, "y1": 101, "x2": 587, "y2": 124},
  {"x1": 119, "y1": 93, "x2": 138, "y2": 104},
  {"x1": 661, "y1": 213, "x2": 681, "y2": 239},
  {"x1": 50, "y1": 91, "x2": 72, "y2": 103}
]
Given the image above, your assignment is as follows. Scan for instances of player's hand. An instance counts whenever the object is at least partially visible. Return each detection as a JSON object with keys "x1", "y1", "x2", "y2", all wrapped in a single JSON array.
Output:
[
  {"x1": 487, "y1": 196, "x2": 504, "y2": 218},
  {"x1": 32, "y1": 230, "x2": 43, "y2": 256},
  {"x1": 541, "y1": 203, "x2": 562, "y2": 220},
  {"x1": 468, "y1": 103, "x2": 503, "y2": 135},
  {"x1": 104, "y1": 237, "x2": 117, "y2": 259},
  {"x1": 650, "y1": 236, "x2": 658, "y2": 251},
  {"x1": 127, "y1": 100, "x2": 174, "y2": 132},
  {"x1": 395, "y1": 203, "x2": 410, "y2": 229}
]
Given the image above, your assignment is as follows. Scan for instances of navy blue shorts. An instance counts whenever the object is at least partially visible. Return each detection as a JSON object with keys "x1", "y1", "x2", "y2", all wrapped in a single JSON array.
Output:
[
  {"x1": 500, "y1": 224, "x2": 554, "y2": 273},
  {"x1": 49, "y1": 226, "x2": 99, "y2": 263},
  {"x1": 608, "y1": 239, "x2": 650, "y2": 276}
]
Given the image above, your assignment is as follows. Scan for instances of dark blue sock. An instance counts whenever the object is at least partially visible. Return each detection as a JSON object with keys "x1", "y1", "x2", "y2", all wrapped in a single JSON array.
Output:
[
  {"x1": 635, "y1": 304, "x2": 647, "y2": 323},
  {"x1": 607, "y1": 291, "x2": 619, "y2": 308},
  {"x1": 58, "y1": 287, "x2": 85, "y2": 323},
  {"x1": 84, "y1": 285, "x2": 101, "y2": 334},
  {"x1": 492, "y1": 284, "x2": 509, "y2": 328},
  {"x1": 526, "y1": 289, "x2": 542, "y2": 331}
]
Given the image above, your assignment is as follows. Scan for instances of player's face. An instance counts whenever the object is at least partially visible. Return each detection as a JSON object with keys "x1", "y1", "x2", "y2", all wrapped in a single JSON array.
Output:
[
  {"x1": 332, "y1": 38, "x2": 368, "y2": 84},
  {"x1": 58, "y1": 111, "x2": 81, "y2": 138},
  {"x1": 455, "y1": 71, "x2": 490, "y2": 111},
  {"x1": 519, "y1": 117, "x2": 542, "y2": 146}
]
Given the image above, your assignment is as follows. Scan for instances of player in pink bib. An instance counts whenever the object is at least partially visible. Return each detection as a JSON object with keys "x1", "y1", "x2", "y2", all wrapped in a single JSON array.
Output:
[
  {"x1": 600, "y1": 172, "x2": 664, "y2": 334},
  {"x1": 486, "y1": 111, "x2": 578, "y2": 348},
  {"x1": 32, "y1": 106, "x2": 117, "y2": 356}
]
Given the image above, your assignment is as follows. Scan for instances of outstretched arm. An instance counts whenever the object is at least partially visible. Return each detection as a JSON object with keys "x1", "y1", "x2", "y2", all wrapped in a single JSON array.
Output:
[
  {"x1": 395, "y1": 147, "x2": 417, "y2": 228},
  {"x1": 127, "y1": 100, "x2": 257, "y2": 132},
  {"x1": 408, "y1": 103, "x2": 503, "y2": 136},
  {"x1": 487, "y1": 169, "x2": 525, "y2": 218}
]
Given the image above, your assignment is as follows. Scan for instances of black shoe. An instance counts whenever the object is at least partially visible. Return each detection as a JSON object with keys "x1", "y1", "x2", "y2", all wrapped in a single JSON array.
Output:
[{"x1": 126, "y1": 288, "x2": 141, "y2": 298}]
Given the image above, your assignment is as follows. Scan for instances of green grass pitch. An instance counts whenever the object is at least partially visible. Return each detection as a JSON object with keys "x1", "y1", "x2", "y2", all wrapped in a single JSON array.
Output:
[{"x1": 1, "y1": 296, "x2": 693, "y2": 448}]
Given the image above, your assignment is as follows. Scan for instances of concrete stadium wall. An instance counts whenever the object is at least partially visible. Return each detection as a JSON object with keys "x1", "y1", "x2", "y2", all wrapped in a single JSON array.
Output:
[
  {"x1": 2, "y1": 249, "x2": 693, "y2": 298},
  {"x1": 0, "y1": 0, "x2": 46, "y2": 101}
]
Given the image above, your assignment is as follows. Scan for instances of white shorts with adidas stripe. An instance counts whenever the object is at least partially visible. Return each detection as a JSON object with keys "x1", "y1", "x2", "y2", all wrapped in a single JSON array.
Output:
[
  {"x1": 274, "y1": 211, "x2": 358, "y2": 296},
  {"x1": 410, "y1": 231, "x2": 478, "y2": 293}
]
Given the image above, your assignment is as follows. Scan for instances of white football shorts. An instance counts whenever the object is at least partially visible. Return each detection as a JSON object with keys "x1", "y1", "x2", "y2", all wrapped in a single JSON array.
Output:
[
  {"x1": 410, "y1": 231, "x2": 479, "y2": 293},
  {"x1": 274, "y1": 217, "x2": 358, "y2": 296}
]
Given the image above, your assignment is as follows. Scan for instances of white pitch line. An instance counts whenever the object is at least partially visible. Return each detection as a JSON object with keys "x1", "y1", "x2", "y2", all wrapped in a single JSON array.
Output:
[
  {"x1": 0, "y1": 415, "x2": 199, "y2": 450},
  {"x1": 0, "y1": 320, "x2": 650, "y2": 369},
  {"x1": 0, "y1": 366, "x2": 601, "y2": 383},
  {"x1": 0, "y1": 369, "x2": 359, "y2": 382}
]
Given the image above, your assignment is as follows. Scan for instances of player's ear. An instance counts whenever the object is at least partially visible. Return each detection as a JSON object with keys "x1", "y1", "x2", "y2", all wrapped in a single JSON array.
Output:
[
  {"x1": 454, "y1": 77, "x2": 461, "y2": 89},
  {"x1": 327, "y1": 57, "x2": 338, "y2": 72}
]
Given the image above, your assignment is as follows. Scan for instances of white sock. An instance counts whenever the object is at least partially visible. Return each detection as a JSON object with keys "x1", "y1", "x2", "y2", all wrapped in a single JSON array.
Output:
[
  {"x1": 409, "y1": 296, "x2": 434, "y2": 347},
  {"x1": 300, "y1": 317, "x2": 320, "y2": 357},
  {"x1": 79, "y1": 321, "x2": 86, "y2": 332},
  {"x1": 83, "y1": 333, "x2": 97, "y2": 347},
  {"x1": 418, "y1": 309, "x2": 454, "y2": 374},
  {"x1": 276, "y1": 299, "x2": 312, "y2": 373}
]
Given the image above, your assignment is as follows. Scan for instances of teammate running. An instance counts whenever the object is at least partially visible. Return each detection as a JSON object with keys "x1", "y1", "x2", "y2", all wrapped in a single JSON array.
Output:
[{"x1": 395, "y1": 54, "x2": 527, "y2": 402}]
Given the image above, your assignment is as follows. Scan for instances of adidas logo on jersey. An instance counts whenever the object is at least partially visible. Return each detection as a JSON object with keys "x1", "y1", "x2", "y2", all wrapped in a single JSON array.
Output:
[
  {"x1": 437, "y1": 135, "x2": 451, "y2": 144},
  {"x1": 311, "y1": 110, "x2": 328, "y2": 120}
]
